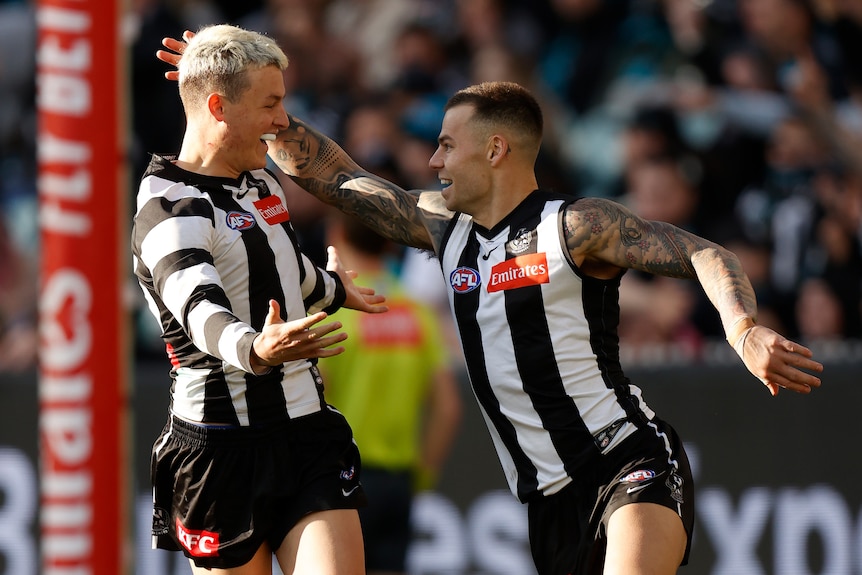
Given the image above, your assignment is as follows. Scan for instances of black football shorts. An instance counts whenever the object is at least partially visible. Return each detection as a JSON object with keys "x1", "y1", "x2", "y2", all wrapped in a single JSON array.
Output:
[
  {"x1": 150, "y1": 406, "x2": 366, "y2": 569},
  {"x1": 528, "y1": 417, "x2": 694, "y2": 575}
]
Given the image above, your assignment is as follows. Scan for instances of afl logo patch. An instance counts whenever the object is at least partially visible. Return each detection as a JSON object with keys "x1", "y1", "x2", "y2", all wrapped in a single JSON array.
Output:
[
  {"x1": 226, "y1": 211, "x2": 256, "y2": 231},
  {"x1": 621, "y1": 469, "x2": 656, "y2": 483},
  {"x1": 450, "y1": 267, "x2": 481, "y2": 293}
]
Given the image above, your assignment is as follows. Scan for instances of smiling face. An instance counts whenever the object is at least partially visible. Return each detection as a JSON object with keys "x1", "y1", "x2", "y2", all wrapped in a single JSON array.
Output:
[
  {"x1": 428, "y1": 104, "x2": 492, "y2": 215},
  {"x1": 219, "y1": 65, "x2": 289, "y2": 174}
]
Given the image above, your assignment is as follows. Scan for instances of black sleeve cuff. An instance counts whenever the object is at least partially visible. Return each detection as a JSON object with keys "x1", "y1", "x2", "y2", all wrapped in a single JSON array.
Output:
[{"x1": 322, "y1": 270, "x2": 346, "y2": 314}]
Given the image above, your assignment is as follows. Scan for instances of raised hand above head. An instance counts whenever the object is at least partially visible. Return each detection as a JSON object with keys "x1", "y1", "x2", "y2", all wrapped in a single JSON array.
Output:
[{"x1": 156, "y1": 30, "x2": 193, "y2": 80}]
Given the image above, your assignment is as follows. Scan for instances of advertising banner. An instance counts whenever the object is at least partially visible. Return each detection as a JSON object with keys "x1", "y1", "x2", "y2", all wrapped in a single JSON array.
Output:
[
  {"x1": 36, "y1": 0, "x2": 128, "y2": 573},
  {"x1": 1, "y1": 353, "x2": 859, "y2": 574}
]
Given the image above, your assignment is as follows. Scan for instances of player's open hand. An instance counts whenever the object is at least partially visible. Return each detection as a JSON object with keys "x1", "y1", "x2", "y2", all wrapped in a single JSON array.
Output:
[
  {"x1": 736, "y1": 325, "x2": 823, "y2": 396},
  {"x1": 250, "y1": 300, "x2": 347, "y2": 373}
]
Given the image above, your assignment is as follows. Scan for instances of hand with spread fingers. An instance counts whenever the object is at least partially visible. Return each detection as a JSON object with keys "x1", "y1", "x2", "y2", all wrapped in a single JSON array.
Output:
[
  {"x1": 729, "y1": 321, "x2": 823, "y2": 396},
  {"x1": 156, "y1": 31, "x2": 191, "y2": 80},
  {"x1": 250, "y1": 303, "x2": 347, "y2": 374}
]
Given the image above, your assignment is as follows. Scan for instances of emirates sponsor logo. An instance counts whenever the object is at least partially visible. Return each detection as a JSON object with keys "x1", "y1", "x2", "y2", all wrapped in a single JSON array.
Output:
[
  {"x1": 176, "y1": 519, "x2": 220, "y2": 557},
  {"x1": 487, "y1": 253, "x2": 549, "y2": 292},
  {"x1": 253, "y1": 195, "x2": 290, "y2": 225}
]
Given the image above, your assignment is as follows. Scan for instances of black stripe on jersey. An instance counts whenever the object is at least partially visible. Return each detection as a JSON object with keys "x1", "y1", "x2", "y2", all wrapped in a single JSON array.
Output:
[
  {"x1": 503, "y1": 210, "x2": 597, "y2": 482},
  {"x1": 452, "y1": 227, "x2": 540, "y2": 501},
  {"x1": 302, "y1": 265, "x2": 328, "y2": 311},
  {"x1": 151, "y1": 247, "x2": 213, "y2": 295},
  {"x1": 208, "y1": 186, "x2": 291, "y2": 422},
  {"x1": 135, "y1": 196, "x2": 216, "y2": 239},
  {"x1": 580, "y1": 275, "x2": 650, "y2": 427},
  {"x1": 199, "y1": 371, "x2": 241, "y2": 426},
  {"x1": 281, "y1": 221, "x2": 308, "y2": 286},
  {"x1": 262, "y1": 168, "x2": 309, "y2": 288},
  {"x1": 245, "y1": 369, "x2": 301, "y2": 424},
  {"x1": 202, "y1": 310, "x2": 246, "y2": 356}
]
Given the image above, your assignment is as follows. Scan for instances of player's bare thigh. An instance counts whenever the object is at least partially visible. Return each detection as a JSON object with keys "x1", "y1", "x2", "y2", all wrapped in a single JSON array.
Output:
[
  {"x1": 276, "y1": 508, "x2": 365, "y2": 575},
  {"x1": 604, "y1": 502, "x2": 686, "y2": 575},
  {"x1": 188, "y1": 542, "x2": 274, "y2": 575},
  {"x1": 186, "y1": 509, "x2": 364, "y2": 575}
]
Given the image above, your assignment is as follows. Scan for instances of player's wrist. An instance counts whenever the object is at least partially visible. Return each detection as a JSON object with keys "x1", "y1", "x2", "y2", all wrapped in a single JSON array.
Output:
[
  {"x1": 250, "y1": 338, "x2": 274, "y2": 375},
  {"x1": 726, "y1": 317, "x2": 756, "y2": 363},
  {"x1": 726, "y1": 316, "x2": 756, "y2": 348}
]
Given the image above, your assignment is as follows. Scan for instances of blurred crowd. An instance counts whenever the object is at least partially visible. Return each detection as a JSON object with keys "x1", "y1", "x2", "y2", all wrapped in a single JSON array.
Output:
[{"x1": 2, "y1": 0, "x2": 861, "y2": 371}]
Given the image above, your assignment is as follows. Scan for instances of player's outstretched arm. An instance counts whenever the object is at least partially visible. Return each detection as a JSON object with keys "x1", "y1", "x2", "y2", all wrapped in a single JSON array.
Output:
[
  {"x1": 562, "y1": 197, "x2": 823, "y2": 396},
  {"x1": 155, "y1": 31, "x2": 449, "y2": 253},
  {"x1": 266, "y1": 114, "x2": 448, "y2": 252}
]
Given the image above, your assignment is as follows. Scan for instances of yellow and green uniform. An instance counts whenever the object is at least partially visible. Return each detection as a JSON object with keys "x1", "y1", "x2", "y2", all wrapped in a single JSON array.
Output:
[{"x1": 321, "y1": 269, "x2": 449, "y2": 471}]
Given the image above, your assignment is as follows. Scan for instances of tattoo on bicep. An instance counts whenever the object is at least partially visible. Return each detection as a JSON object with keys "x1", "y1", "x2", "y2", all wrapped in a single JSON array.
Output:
[
  {"x1": 566, "y1": 199, "x2": 698, "y2": 278},
  {"x1": 616, "y1": 213, "x2": 696, "y2": 277}
]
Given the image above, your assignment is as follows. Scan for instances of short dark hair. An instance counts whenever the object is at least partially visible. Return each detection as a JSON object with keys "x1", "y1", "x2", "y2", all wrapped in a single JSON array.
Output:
[{"x1": 445, "y1": 82, "x2": 543, "y2": 145}]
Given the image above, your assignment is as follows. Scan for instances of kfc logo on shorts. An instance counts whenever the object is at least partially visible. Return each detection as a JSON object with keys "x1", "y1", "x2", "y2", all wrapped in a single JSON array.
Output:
[
  {"x1": 176, "y1": 518, "x2": 220, "y2": 557},
  {"x1": 226, "y1": 211, "x2": 256, "y2": 231},
  {"x1": 621, "y1": 469, "x2": 656, "y2": 483},
  {"x1": 450, "y1": 267, "x2": 481, "y2": 293},
  {"x1": 487, "y1": 253, "x2": 549, "y2": 292}
]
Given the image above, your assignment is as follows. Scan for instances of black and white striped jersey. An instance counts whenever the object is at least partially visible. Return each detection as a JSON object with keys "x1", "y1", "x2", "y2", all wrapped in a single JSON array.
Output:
[
  {"x1": 132, "y1": 155, "x2": 345, "y2": 426},
  {"x1": 439, "y1": 190, "x2": 656, "y2": 502}
]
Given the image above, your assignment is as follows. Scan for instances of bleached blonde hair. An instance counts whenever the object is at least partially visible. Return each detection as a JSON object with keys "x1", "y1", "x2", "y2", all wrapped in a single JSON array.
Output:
[{"x1": 178, "y1": 24, "x2": 288, "y2": 110}]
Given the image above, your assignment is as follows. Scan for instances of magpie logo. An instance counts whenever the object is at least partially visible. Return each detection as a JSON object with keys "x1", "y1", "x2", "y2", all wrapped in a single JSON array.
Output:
[
  {"x1": 152, "y1": 508, "x2": 169, "y2": 536},
  {"x1": 508, "y1": 228, "x2": 532, "y2": 254}
]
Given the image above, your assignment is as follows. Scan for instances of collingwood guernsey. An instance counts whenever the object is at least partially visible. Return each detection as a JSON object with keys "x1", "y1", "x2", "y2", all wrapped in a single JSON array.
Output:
[
  {"x1": 439, "y1": 190, "x2": 656, "y2": 502},
  {"x1": 132, "y1": 155, "x2": 345, "y2": 426}
]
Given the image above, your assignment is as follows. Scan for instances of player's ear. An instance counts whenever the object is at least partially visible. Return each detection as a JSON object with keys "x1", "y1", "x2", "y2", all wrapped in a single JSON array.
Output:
[
  {"x1": 488, "y1": 134, "x2": 509, "y2": 164},
  {"x1": 207, "y1": 93, "x2": 226, "y2": 121}
]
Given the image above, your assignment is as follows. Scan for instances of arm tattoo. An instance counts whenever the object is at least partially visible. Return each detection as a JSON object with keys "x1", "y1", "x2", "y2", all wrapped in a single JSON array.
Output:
[
  {"x1": 268, "y1": 114, "x2": 446, "y2": 251},
  {"x1": 564, "y1": 197, "x2": 757, "y2": 327},
  {"x1": 564, "y1": 198, "x2": 697, "y2": 278}
]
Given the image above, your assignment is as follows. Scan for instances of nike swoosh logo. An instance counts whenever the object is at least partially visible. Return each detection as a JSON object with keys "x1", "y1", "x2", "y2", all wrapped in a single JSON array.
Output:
[
  {"x1": 342, "y1": 485, "x2": 360, "y2": 497},
  {"x1": 626, "y1": 482, "x2": 653, "y2": 494},
  {"x1": 482, "y1": 244, "x2": 500, "y2": 260}
]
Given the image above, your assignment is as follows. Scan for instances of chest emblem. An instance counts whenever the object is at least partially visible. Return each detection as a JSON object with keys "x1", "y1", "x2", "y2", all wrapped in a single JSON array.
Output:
[
  {"x1": 487, "y1": 253, "x2": 549, "y2": 292},
  {"x1": 225, "y1": 211, "x2": 256, "y2": 231},
  {"x1": 507, "y1": 228, "x2": 532, "y2": 254},
  {"x1": 450, "y1": 266, "x2": 481, "y2": 293},
  {"x1": 253, "y1": 195, "x2": 290, "y2": 225}
]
